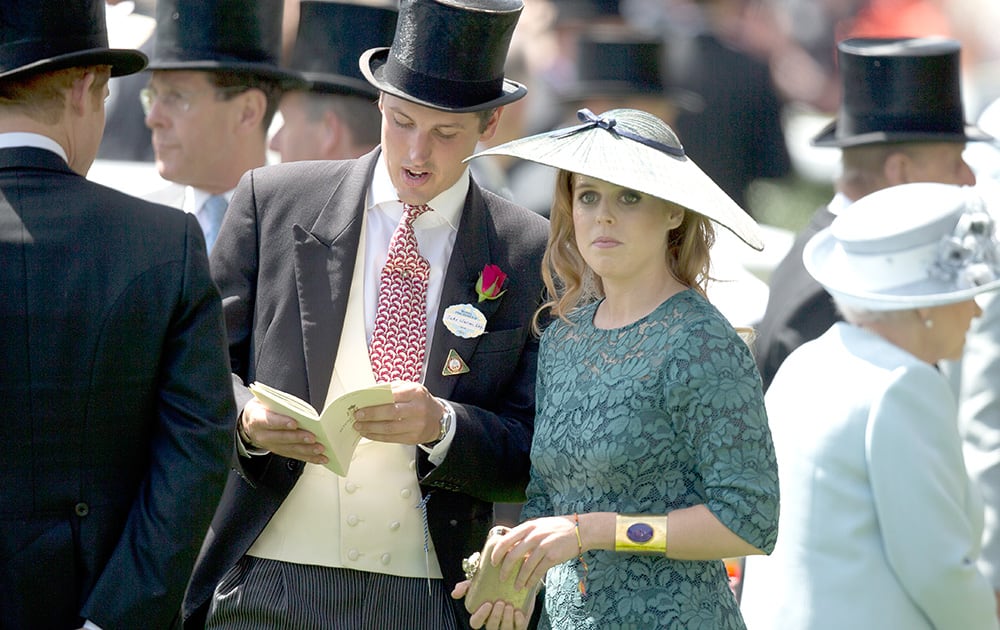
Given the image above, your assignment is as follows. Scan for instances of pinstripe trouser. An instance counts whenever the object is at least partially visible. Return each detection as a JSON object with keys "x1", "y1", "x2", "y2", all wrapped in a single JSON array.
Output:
[{"x1": 205, "y1": 555, "x2": 460, "y2": 630}]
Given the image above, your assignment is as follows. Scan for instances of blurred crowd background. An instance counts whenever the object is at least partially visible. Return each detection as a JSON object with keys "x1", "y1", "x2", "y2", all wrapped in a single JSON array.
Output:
[
  {"x1": 490, "y1": 0, "x2": 1000, "y2": 232},
  {"x1": 95, "y1": 0, "x2": 1000, "y2": 239}
]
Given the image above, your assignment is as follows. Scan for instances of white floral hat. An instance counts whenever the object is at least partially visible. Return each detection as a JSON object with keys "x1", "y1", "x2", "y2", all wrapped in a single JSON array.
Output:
[
  {"x1": 803, "y1": 182, "x2": 1000, "y2": 310},
  {"x1": 468, "y1": 108, "x2": 764, "y2": 250}
]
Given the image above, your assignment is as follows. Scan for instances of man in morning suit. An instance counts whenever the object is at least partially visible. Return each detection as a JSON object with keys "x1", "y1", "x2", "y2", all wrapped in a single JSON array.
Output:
[
  {"x1": 753, "y1": 37, "x2": 989, "y2": 391},
  {"x1": 182, "y1": 1, "x2": 549, "y2": 628},
  {"x1": 0, "y1": 1, "x2": 237, "y2": 628}
]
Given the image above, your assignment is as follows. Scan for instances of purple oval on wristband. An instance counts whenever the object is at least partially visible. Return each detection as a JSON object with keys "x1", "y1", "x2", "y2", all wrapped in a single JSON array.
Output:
[{"x1": 626, "y1": 522, "x2": 654, "y2": 543}]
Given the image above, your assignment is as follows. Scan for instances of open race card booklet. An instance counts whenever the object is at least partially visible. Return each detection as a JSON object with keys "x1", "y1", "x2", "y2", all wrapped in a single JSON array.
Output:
[{"x1": 248, "y1": 382, "x2": 394, "y2": 476}]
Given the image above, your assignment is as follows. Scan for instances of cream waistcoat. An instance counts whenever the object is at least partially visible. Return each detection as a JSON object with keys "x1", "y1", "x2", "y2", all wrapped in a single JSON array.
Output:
[{"x1": 248, "y1": 216, "x2": 441, "y2": 578}]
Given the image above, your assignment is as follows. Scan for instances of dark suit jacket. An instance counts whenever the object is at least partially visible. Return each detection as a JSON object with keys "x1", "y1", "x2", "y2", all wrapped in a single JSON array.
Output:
[
  {"x1": 753, "y1": 206, "x2": 838, "y2": 390},
  {"x1": 0, "y1": 147, "x2": 236, "y2": 629},
  {"x1": 184, "y1": 149, "x2": 549, "y2": 626},
  {"x1": 672, "y1": 32, "x2": 792, "y2": 211}
]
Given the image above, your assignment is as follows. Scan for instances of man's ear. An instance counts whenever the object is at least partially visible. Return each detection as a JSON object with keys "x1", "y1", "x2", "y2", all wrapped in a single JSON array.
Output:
[
  {"x1": 236, "y1": 88, "x2": 267, "y2": 131},
  {"x1": 68, "y1": 71, "x2": 98, "y2": 116},
  {"x1": 883, "y1": 149, "x2": 910, "y2": 185},
  {"x1": 479, "y1": 106, "x2": 504, "y2": 142},
  {"x1": 320, "y1": 109, "x2": 346, "y2": 156}
]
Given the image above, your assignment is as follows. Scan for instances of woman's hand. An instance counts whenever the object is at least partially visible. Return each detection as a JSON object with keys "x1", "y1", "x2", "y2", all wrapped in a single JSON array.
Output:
[
  {"x1": 491, "y1": 516, "x2": 579, "y2": 591},
  {"x1": 451, "y1": 580, "x2": 533, "y2": 630}
]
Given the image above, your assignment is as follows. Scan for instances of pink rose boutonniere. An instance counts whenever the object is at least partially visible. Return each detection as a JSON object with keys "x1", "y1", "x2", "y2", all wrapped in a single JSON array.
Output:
[{"x1": 475, "y1": 264, "x2": 508, "y2": 302}]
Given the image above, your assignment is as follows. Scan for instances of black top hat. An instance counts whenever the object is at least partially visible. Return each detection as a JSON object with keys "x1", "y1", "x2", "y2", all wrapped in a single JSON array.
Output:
[
  {"x1": 360, "y1": 0, "x2": 527, "y2": 113},
  {"x1": 289, "y1": 1, "x2": 398, "y2": 98},
  {"x1": 812, "y1": 37, "x2": 991, "y2": 148},
  {"x1": 550, "y1": 0, "x2": 621, "y2": 24},
  {"x1": 148, "y1": 0, "x2": 302, "y2": 85},
  {"x1": 0, "y1": 1, "x2": 147, "y2": 81},
  {"x1": 558, "y1": 27, "x2": 701, "y2": 111}
]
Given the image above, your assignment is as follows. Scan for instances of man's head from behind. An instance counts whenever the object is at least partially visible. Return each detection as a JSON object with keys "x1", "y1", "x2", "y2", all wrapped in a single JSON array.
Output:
[
  {"x1": 0, "y1": 66, "x2": 111, "y2": 172},
  {"x1": 358, "y1": 0, "x2": 527, "y2": 204},
  {"x1": 0, "y1": 0, "x2": 146, "y2": 174},
  {"x1": 839, "y1": 141, "x2": 977, "y2": 199}
]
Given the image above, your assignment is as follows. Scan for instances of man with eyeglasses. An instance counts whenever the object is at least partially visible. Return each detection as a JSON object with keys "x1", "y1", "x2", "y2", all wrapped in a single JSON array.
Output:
[{"x1": 142, "y1": 0, "x2": 303, "y2": 252}]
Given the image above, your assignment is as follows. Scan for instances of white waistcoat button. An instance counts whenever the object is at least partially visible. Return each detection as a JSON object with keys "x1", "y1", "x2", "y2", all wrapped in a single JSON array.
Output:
[
  {"x1": 347, "y1": 549, "x2": 360, "y2": 561},
  {"x1": 400, "y1": 488, "x2": 412, "y2": 499},
  {"x1": 389, "y1": 520, "x2": 401, "y2": 531},
  {"x1": 381, "y1": 553, "x2": 392, "y2": 565},
  {"x1": 347, "y1": 514, "x2": 359, "y2": 526}
]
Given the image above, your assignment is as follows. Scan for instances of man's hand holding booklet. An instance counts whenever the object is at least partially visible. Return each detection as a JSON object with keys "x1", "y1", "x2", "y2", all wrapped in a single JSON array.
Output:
[{"x1": 248, "y1": 382, "x2": 394, "y2": 476}]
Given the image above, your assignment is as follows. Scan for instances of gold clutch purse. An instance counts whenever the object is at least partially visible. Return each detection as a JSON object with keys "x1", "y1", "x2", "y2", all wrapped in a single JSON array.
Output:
[{"x1": 462, "y1": 525, "x2": 541, "y2": 615}]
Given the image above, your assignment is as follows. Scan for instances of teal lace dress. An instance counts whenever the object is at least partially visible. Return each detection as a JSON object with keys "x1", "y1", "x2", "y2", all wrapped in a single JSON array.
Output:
[{"x1": 522, "y1": 290, "x2": 779, "y2": 629}]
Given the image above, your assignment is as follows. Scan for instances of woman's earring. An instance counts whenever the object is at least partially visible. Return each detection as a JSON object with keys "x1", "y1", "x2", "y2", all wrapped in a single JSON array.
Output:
[{"x1": 924, "y1": 319, "x2": 934, "y2": 329}]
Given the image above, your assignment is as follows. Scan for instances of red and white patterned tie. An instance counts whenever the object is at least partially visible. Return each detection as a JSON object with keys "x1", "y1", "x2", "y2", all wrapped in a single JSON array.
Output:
[{"x1": 369, "y1": 203, "x2": 433, "y2": 383}]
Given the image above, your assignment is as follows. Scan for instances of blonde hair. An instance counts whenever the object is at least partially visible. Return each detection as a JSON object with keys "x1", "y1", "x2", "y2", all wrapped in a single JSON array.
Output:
[
  {"x1": 0, "y1": 65, "x2": 110, "y2": 125},
  {"x1": 533, "y1": 169, "x2": 715, "y2": 333}
]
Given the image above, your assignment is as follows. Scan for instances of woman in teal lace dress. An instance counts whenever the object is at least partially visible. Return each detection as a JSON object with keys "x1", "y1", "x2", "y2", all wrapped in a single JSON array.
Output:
[{"x1": 456, "y1": 108, "x2": 780, "y2": 629}]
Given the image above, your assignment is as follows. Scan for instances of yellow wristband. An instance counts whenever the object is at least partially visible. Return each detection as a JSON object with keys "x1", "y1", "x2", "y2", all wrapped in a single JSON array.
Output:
[{"x1": 615, "y1": 514, "x2": 668, "y2": 555}]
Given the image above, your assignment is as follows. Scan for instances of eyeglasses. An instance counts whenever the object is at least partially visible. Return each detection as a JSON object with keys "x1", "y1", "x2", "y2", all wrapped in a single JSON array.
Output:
[{"x1": 139, "y1": 85, "x2": 248, "y2": 116}]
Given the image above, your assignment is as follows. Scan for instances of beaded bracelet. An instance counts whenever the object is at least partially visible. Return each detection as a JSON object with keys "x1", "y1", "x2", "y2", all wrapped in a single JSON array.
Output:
[{"x1": 573, "y1": 512, "x2": 589, "y2": 598}]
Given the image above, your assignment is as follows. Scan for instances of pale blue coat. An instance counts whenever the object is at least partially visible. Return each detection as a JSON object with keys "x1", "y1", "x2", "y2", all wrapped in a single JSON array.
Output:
[{"x1": 740, "y1": 322, "x2": 997, "y2": 630}]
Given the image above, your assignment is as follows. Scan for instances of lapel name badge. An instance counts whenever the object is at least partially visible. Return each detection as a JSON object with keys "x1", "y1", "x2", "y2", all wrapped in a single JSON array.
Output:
[
  {"x1": 442, "y1": 303, "x2": 487, "y2": 339},
  {"x1": 442, "y1": 349, "x2": 470, "y2": 376}
]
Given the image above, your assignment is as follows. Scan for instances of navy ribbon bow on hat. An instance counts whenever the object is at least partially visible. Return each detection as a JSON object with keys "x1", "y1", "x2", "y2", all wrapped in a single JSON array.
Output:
[
  {"x1": 565, "y1": 108, "x2": 687, "y2": 158},
  {"x1": 579, "y1": 108, "x2": 617, "y2": 131}
]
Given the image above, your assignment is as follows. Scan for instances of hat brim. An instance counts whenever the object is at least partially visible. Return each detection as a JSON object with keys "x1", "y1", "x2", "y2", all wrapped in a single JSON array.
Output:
[
  {"x1": 0, "y1": 48, "x2": 148, "y2": 81},
  {"x1": 811, "y1": 119, "x2": 993, "y2": 147},
  {"x1": 468, "y1": 123, "x2": 765, "y2": 250},
  {"x1": 297, "y1": 71, "x2": 379, "y2": 99},
  {"x1": 146, "y1": 60, "x2": 306, "y2": 87},
  {"x1": 803, "y1": 227, "x2": 1000, "y2": 310},
  {"x1": 359, "y1": 47, "x2": 526, "y2": 113}
]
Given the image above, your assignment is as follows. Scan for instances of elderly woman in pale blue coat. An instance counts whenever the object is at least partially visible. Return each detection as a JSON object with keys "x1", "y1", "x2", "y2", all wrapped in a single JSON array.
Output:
[{"x1": 740, "y1": 182, "x2": 1000, "y2": 629}]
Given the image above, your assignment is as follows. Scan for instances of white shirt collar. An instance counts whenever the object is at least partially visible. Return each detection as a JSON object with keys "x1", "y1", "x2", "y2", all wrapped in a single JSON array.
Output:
[
  {"x1": 828, "y1": 192, "x2": 853, "y2": 216},
  {"x1": 0, "y1": 132, "x2": 69, "y2": 163},
  {"x1": 370, "y1": 151, "x2": 468, "y2": 230}
]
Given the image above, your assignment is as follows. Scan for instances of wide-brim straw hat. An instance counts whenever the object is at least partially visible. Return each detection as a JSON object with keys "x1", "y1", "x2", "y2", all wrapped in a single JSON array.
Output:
[
  {"x1": 803, "y1": 182, "x2": 1000, "y2": 311},
  {"x1": 468, "y1": 107, "x2": 764, "y2": 250}
]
